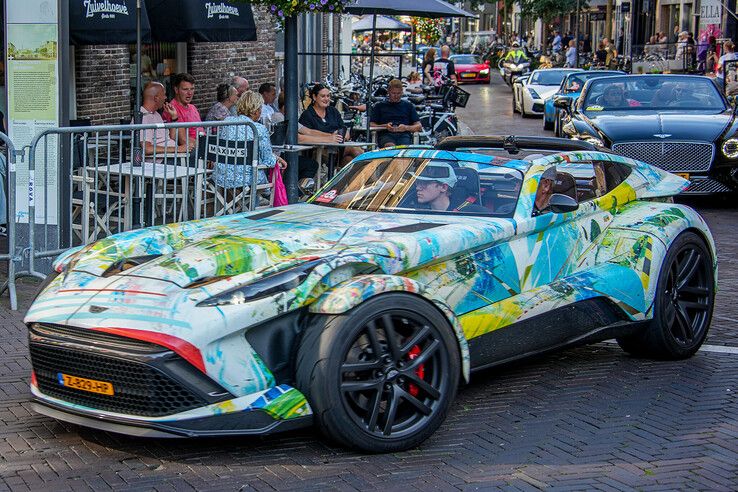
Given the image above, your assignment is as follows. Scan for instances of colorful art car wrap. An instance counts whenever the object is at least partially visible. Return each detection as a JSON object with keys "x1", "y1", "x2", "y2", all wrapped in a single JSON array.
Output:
[{"x1": 25, "y1": 147, "x2": 717, "y2": 434}]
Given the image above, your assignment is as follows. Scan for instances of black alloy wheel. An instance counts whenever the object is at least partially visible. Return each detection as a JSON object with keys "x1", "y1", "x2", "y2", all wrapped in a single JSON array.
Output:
[
  {"x1": 296, "y1": 294, "x2": 459, "y2": 452},
  {"x1": 659, "y1": 243, "x2": 712, "y2": 347},
  {"x1": 617, "y1": 232, "x2": 714, "y2": 359},
  {"x1": 340, "y1": 313, "x2": 448, "y2": 439}
]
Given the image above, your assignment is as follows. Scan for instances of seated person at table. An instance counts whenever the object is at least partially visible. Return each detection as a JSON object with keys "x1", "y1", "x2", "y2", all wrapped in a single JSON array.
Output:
[
  {"x1": 413, "y1": 163, "x2": 487, "y2": 213},
  {"x1": 215, "y1": 91, "x2": 287, "y2": 189},
  {"x1": 162, "y1": 73, "x2": 205, "y2": 145},
  {"x1": 371, "y1": 79, "x2": 422, "y2": 148},
  {"x1": 205, "y1": 83, "x2": 238, "y2": 122},
  {"x1": 404, "y1": 71, "x2": 424, "y2": 94},
  {"x1": 299, "y1": 83, "x2": 362, "y2": 166},
  {"x1": 137, "y1": 82, "x2": 194, "y2": 160}
]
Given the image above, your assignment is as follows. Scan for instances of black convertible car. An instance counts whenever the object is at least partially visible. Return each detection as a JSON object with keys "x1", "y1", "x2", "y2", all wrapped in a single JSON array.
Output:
[{"x1": 556, "y1": 74, "x2": 738, "y2": 194}]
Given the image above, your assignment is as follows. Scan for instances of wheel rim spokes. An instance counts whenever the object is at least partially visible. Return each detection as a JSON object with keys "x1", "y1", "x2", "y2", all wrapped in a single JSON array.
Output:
[
  {"x1": 341, "y1": 313, "x2": 447, "y2": 438},
  {"x1": 663, "y1": 246, "x2": 711, "y2": 345}
]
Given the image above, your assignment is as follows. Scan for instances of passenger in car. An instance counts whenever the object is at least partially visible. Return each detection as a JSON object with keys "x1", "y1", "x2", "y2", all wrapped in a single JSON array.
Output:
[{"x1": 532, "y1": 166, "x2": 557, "y2": 216}]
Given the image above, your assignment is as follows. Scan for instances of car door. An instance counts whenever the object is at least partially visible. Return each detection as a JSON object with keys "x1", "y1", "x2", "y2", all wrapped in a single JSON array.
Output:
[{"x1": 463, "y1": 156, "x2": 618, "y2": 368}]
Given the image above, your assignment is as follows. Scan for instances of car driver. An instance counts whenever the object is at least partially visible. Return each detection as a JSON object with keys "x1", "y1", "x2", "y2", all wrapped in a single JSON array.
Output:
[{"x1": 414, "y1": 163, "x2": 487, "y2": 213}]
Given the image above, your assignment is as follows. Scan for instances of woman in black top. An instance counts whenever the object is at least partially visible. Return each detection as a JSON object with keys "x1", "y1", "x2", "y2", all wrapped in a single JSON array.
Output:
[
  {"x1": 422, "y1": 48, "x2": 437, "y2": 85},
  {"x1": 299, "y1": 83, "x2": 362, "y2": 166}
]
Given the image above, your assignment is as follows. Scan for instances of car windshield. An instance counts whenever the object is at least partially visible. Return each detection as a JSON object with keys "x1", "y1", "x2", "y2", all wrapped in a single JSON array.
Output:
[
  {"x1": 310, "y1": 157, "x2": 524, "y2": 217},
  {"x1": 452, "y1": 55, "x2": 482, "y2": 64},
  {"x1": 530, "y1": 70, "x2": 570, "y2": 86},
  {"x1": 582, "y1": 76, "x2": 726, "y2": 112},
  {"x1": 564, "y1": 72, "x2": 621, "y2": 93}
]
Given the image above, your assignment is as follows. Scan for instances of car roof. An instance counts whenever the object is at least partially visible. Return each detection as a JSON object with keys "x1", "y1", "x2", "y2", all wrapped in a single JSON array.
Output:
[{"x1": 352, "y1": 147, "x2": 531, "y2": 172}]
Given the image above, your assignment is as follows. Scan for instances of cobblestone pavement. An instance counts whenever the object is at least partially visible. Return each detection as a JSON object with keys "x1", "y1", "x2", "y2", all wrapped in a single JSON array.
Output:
[{"x1": 1, "y1": 78, "x2": 737, "y2": 491}]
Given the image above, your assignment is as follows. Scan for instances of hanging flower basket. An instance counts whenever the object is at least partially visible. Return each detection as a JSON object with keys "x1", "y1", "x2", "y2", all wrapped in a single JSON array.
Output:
[
  {"x1": 409, "y1": 17, "x2": 444, "y2": 46},
  {"x1": 248, "y1": 0, "x2": 349, "y2": 27}
]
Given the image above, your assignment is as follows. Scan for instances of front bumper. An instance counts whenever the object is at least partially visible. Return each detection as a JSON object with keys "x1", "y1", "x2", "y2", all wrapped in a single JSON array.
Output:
[
  {"x1": 31, "y1": 391, "x2": 312, "y2": 438},
  {"x1": 28, "y1": 322, "x2": 313, "y2": 438},
  {"x1": 458, "y1": 71, "x2": 490, "y2": 83}
]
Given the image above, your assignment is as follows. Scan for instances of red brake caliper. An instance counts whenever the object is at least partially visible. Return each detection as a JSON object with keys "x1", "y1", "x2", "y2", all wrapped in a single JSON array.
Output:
[{"x1": 407, "y1": 345, "x2": 425, "y2": 397}]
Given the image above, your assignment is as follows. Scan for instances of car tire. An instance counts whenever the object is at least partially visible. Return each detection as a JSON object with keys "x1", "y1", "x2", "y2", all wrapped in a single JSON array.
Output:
[
  {"x1": 521, "y1": 99, "x2": 529, "y2": 118},
  {"x1": 616, "y1": 231, "x2": 714, "y2": 359},
  {"x1": 554, "y1": 114, "x2": 562, "y2": 137},
  {"x1": 512, "y1": 92, "x2": 518, "y2": 114},
  {"x1": 295, "y1": 293, "x2": 460, "y2": 453},
  {"x1": 543, "y1": 116, "x2": 553, "y2": 131}
]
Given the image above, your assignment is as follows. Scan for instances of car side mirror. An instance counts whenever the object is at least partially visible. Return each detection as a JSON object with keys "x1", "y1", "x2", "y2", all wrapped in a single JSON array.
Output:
[
  {"x1": 554, "y1": 96, "x2": 573, "y2": 111},
  {"x1": 549, "y1": 193, "x2": 579, "y2": 214}
]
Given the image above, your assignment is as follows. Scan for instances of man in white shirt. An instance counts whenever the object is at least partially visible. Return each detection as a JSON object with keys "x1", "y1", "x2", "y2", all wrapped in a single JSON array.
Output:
[
  {"x1": 258, "y1": 82, "x2": 277, "y2": 124},
  {"x1": 136, "y1": 82, "x2": 193, "y2": 161}
]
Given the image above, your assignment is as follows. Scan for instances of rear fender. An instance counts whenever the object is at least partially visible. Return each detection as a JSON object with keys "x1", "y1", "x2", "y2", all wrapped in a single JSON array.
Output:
[{"x1": 309, "y1": 274, "x2": 471, "y2": 382}]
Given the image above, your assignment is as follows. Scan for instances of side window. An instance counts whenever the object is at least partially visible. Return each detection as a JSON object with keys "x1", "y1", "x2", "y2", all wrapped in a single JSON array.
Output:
[{"x1": 557, "y1": 161, "x2": 631, "y2": 204}]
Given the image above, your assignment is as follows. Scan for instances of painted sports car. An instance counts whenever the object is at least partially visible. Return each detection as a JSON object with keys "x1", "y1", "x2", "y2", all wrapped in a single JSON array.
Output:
[
  {"x1": 26, "y1": 136, "x2": 716, "y2": 453},
  {"x1": 513, "y1": 68, "x2": 582, "y2": 117},
  {"x1": 542, "y1": 70, "x2": 625, "y2": 134},
  {"x1": 450, "y1": 54, "x2": 490, "y2": 84},
  {"x1": 558, "y1": 74, "x2": 738, "y2": 194}
]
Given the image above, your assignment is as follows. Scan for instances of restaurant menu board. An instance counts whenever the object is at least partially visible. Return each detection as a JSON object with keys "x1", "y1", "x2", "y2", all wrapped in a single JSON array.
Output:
[{"x1": 6, "y1": 0, "x2": 60, "y2": 224}]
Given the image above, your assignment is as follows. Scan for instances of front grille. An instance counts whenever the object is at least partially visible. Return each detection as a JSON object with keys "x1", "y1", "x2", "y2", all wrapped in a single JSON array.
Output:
[
  {"x1": 611, "y1": 142, "x2": 714, "y2": 172},
  {"x1": 32, "y1": 324, "x2": 163, "y2": 353},
  {"x1": 30, "y1": 343, "x2": 208, "y2": 417},
  {"x1": 685, "y1": 178, "x2": 734, "y2": 194}
]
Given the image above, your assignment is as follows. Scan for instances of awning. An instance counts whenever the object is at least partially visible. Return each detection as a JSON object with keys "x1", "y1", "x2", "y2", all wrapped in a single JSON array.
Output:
[
  {"x1": 69, "y1": 0, "x2": 152, "y2": 45},
  {"x1": 145, "y1": 0, "x2": 257, "y2": 43},
  {"x1": 352, "y1": 15, "x2": 411, "y2": 32}
]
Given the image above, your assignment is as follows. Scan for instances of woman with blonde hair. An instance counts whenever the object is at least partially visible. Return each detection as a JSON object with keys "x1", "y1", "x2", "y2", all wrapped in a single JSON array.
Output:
[
  {"x1": 422, "y1": 48, "x2": 437, "y2": 85},
  {"x1": 215, "y1": 90, "x2": 286, "y2": 190}
]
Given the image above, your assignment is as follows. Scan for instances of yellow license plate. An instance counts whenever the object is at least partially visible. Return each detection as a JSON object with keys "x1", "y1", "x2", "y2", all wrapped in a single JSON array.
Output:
[
  {"x1": 675, "y1": 172, "x2": 690, "y2": 180},
  {"x1": 461, "y1": 73, "x2": 475, "y2": 78},
  {"x1": 58, "y1": 373, "x2": 114, "y2": 395}
]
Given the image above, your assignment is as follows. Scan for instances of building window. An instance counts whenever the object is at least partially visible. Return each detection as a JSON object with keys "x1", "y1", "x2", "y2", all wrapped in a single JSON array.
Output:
[{"x1": 129, "y1": 43, "x2": 179, "y2": 108}]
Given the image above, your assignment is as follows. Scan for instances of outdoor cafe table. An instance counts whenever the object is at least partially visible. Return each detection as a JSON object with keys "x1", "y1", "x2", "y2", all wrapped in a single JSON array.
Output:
[{"x1": 87, "y1": 159, "x2": 207, "y2": 230}]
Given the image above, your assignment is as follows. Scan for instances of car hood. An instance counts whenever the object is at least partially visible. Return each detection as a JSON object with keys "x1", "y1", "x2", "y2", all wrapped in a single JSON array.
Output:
[
  {"x1": 585, "y1": 111, "x2": 733, "y2": 142},
  {"x1": 456, "y1": 63, "x2": 488, "y2": 71},
  {"x1": 46, "y1": 204, "x2": 516, "y2": 292},
  {"x1": 528, "y1": 84, "x2": 559, "y2": 100}
]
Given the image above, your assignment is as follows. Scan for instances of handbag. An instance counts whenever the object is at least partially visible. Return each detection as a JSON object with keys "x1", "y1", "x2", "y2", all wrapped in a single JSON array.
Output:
[{"x1": 270, "y1": 166, "x2": 289, "y2": 206}]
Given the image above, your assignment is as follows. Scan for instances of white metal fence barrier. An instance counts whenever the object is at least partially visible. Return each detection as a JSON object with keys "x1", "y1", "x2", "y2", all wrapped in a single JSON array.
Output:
[
  {"x1": 3, "y1": 119, "x2": 278, "y2": 309},
  {"x1": 0, "y1": 132, "x2": 22, "y2": 310}
]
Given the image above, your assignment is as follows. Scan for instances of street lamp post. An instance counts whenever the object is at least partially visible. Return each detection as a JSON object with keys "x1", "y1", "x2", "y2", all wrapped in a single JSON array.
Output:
[
  {"x1": 285, "y1": 15, "x2": 299, "y2": 203},
  {"x1": 574, "y1": 0, "x2": 581, "y2": 68}
]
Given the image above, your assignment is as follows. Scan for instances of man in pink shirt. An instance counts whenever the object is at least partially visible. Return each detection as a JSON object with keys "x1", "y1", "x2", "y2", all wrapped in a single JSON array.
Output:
[
  {"x1": 162, "y1": 73, "x2": 204, "y2": 144},
  {"x1": 137, "y1": 82, "x2": 194, "y2": 161}
]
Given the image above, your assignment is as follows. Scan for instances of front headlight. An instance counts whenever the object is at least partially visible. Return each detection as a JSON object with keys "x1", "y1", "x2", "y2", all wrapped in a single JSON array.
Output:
[
  {"x1": 197, "y1": 261, "x2": 321, "y2": 307},
  {"x1": 722, "y1": 138, "x2": 738, "y2": 158},
  {"x1": 528, "y1": 88, "x2": 540, "y2": 99},
  {"x1": 479, "y1": 68, "x2": 489, "y2": 75}
]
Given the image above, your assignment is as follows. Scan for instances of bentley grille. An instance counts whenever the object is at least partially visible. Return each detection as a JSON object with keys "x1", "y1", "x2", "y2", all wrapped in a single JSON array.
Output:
[{"x1": 611, "y1": 142, "x2": 714, "y2": 173}]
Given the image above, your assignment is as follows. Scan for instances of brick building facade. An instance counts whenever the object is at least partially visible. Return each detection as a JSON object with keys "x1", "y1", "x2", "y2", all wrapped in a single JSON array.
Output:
[{"x1": 74, "y1": 6, "x2": 277, "y2": 125}]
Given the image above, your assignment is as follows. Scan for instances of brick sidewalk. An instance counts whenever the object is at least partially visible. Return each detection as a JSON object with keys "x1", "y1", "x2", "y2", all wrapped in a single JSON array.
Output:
[{"x1": 0, "y1": 201, "x2": 736, "y2": 490}]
